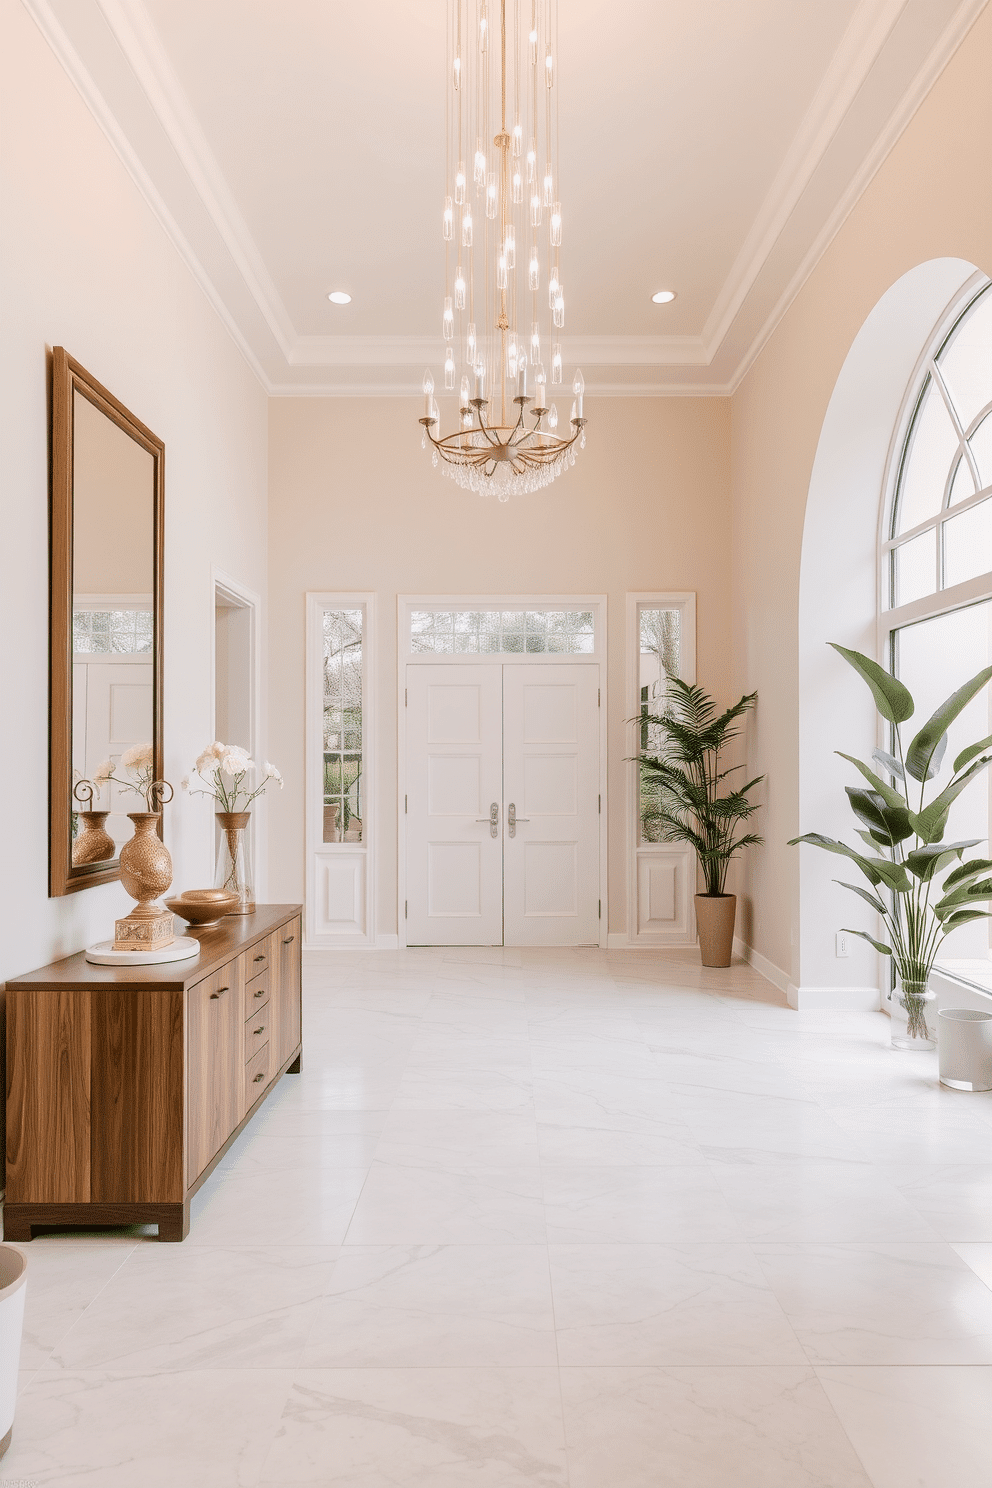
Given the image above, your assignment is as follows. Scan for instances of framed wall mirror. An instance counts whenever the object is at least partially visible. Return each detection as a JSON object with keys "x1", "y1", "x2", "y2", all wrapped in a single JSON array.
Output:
[{"x1": 50, "y1": 348, "x2": 164, "y2": 896}]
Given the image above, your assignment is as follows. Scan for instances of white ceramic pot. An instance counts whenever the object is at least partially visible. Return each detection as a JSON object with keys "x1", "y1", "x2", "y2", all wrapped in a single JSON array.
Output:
[
  {"x1": 0, "y1": 1246, "x2": 27, "y2": 1456},
  {"x1": 938, "y1": 1008, "x2": 992, "y2": 1090}
]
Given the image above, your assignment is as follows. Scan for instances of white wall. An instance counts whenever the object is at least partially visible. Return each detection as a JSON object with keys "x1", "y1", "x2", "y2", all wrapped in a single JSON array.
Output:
[{"x1": 0, "y1": 0, "x2": 269, "y2": 982}]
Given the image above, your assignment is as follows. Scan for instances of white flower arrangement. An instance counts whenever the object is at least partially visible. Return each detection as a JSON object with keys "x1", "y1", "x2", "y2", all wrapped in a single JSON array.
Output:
[
  {"x1": 90, "y1": 742, "x2": 167, "y2": 810},
  {"x1": 182, "y1": 741, "x2": 283, "y2": 812}
]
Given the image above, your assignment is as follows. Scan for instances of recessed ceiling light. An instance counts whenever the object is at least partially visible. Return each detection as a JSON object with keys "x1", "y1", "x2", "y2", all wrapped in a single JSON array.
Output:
[
  {"x1": 327, "y1": 290, "x2": 352, "y2": 305},
  {"x1": 651, "y1": 290, "x2": 676, "y2": 304}
]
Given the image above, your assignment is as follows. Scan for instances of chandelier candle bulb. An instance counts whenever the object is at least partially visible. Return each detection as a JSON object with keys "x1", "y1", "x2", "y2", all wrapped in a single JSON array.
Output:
[
  {"x1": 442, "y1": 296, "x2": 454, "y2": 339},
  {"x1": 460, "y1": 374, "x2": 471, "y2": 407},
  {"x1": 573, "y1": 369, "x2": 584, "y2": 417},
  {"x1": 422, "y1": 369, "x2": 434, "y2": 416},
  {"x1": 444, "y1": 349, "x2": 455, "y2": 389},
  {"x1": 550, "y1": 203, "x2": 562, "y2": 246},
  {"x1": 454, "y1": 266, "x2": 466, "y2": 310},
  {"x1": 455, "y1": 163, "x2": 466, "y2": 203},
  {"x1": 443, "y1": 196, "x2": 453, "y2": 240},
  {"x1": 529, "y1": 247, "x2": 540, "y2": 288}
]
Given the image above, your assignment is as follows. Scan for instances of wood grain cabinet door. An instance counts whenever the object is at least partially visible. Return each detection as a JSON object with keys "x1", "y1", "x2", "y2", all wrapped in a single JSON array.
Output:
[
  {"x1": 277, "y1": 917, "x2": 302, "y2": 1067},
  {"x1": 185, "y1": 963, "x2": 243, "y2": 1187}
]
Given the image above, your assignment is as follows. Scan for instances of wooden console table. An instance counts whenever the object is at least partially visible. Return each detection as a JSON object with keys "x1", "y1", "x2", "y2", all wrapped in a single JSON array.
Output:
[{"x1": 4, "y1": 904, "x2": 302, "y2": 1242}]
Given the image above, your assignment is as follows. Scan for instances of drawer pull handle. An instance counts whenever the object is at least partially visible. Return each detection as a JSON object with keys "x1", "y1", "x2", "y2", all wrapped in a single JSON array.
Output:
[
  {"x1": 283, "y1": 935, "x2": 295, "y2": 944},
  {"x1": 253, "y1": 1025, "x2": 265, "y2": 1036},
  {"x1": 253, "y1": 954, "x2": 265, "y2": 963},
  {"x1": 253, "y1": 1071, "x2": 265, "y2": 1083},
  {"x1": 210, "y1": 986, "x2": 230, "y2": 999},
  {"x1": 254, "y1": 988, "x2": 266, "y2": 999}
]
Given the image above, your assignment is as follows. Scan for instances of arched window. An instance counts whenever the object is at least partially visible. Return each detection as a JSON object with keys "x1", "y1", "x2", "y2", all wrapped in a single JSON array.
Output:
[{"x1": 882, "y1": 278, "x2": 992, "y2": 961}]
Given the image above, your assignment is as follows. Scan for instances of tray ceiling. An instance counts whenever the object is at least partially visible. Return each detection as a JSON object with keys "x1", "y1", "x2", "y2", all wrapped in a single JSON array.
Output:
[{"x1": 24, "y1": 0, "x2": 989, "y2": 392}]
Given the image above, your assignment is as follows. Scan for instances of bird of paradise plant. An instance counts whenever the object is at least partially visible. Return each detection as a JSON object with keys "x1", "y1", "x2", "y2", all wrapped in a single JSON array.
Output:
[{"x1": 789, "y1": 645, "x2": 992, "y2": 1046}]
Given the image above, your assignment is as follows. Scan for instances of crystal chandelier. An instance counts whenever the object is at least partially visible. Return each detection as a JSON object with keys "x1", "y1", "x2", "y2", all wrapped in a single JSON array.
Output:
[{"x1": 419, "y1": 0, "x2": 586, "y2": 501}]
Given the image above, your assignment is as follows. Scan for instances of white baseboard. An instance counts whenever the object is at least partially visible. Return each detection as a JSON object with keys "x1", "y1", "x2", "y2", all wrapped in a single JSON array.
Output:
[
  {"x1": 732, "y1": 936, "x2": 790, "y2": 994},
  {"x1": 787, "y1": 983, "x2": 881, "y2": 1010},
  {"x1": 375, "y1": 934, "x2": 400, "y2": 950}
]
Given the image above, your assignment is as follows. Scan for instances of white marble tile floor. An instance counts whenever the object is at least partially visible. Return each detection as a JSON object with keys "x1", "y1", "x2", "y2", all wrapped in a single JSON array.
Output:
[{"x1": 4, "y1": 945, "x2": 992, "y2": 1486}]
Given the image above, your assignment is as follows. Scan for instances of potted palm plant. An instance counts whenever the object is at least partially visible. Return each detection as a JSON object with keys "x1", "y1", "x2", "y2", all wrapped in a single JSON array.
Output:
[
  {"x1": 638, "y1": 678, "x2": 764, "y2": 966},
  {"x1": 790, "y1": 645, "x2": 992, "y2": 1049}
]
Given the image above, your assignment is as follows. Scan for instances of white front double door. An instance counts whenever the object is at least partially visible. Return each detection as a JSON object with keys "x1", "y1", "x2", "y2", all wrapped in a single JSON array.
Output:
[{"x1": 405, "y1": 663, "x2": 602, "y2": 946}]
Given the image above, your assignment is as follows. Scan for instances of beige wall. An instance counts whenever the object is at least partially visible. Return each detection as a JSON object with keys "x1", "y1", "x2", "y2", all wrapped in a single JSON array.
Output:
[
  {"x1": 731, "y1": 3, "x2": 992, "y2": 986},
  {"x1": 0, "y1": 0, "x2": 269, "y2": 981},
  {"x1": 267, "y1": 395, "x2": 731, "y2": 938}
]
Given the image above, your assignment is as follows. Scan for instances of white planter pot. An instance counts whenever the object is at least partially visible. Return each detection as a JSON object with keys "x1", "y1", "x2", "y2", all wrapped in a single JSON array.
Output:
[
  {"x1": 938, "y1": 1008, "x2": 992, "y2": 1091},
  {"x1": 0, "y1": 1246, "x2": 27, "y2": 1456}
]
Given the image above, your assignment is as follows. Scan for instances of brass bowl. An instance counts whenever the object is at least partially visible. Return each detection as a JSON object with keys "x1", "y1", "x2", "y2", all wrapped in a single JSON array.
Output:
[{"x1": 164, "y1": 890, "x2": 239, "y2": 926}]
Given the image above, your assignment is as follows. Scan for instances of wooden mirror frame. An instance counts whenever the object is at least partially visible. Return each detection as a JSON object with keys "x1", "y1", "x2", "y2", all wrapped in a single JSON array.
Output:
[{"x1": 50, "y1": 348, "x2": 165, "y2": 897}]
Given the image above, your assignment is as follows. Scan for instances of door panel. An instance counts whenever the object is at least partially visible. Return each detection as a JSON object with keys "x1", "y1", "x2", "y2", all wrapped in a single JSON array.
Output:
[
  {"x1": 503, "y1": 664, "x2": 601, "y2": 946},
  {"x1": 406, "y1": 665, "x2": 503, "y2": 944}
]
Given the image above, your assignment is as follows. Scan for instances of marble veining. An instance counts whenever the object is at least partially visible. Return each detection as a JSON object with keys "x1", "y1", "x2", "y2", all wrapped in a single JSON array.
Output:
[{"x1": 3, "y1": 945, "x2": 990, "y2": 1485}]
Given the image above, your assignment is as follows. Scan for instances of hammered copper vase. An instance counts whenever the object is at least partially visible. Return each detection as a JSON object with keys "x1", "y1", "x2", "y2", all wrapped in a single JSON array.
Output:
[
  {"x1": 71, "y1": 811, "x2": 115, "y2": 866},
  {"x1": 120, "y1": 812, "x2": 173, "y2": 902},
  {"x1": 215, "y1": 811, "x2": 254, "y2": 913}
]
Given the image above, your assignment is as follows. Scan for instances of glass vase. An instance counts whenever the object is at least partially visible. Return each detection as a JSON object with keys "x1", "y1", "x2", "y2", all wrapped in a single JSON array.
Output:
[
  {"x1": 891, "y1": 977, "x2": 937, "y2": 1051},
  {"x1": 215, "y1": 811, "x2": 254, "y2": 913}
]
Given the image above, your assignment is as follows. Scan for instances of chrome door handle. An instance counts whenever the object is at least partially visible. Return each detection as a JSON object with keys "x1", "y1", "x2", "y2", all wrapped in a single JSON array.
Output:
[
  {"x1": 507, "y1": 803, "x2": 530, "y2": 837},
  {"x1": 476, "y1": 802, "x2": 499, "y2": 838}
]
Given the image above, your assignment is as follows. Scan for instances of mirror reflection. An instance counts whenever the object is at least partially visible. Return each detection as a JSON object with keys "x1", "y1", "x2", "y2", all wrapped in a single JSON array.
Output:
[{"x1": 70, "y1": 389, "x2": 156, "y2": 867}]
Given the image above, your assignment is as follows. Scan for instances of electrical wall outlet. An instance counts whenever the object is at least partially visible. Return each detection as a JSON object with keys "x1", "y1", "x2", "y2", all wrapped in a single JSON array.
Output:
[{"x1": 836, "y1": 931, "x2": 850, "y2": 958}]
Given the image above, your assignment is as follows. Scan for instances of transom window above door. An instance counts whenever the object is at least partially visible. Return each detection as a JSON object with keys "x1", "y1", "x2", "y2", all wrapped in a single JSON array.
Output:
[{"x1": 409, "y1": 607, "x2": 596, "y2": 655}]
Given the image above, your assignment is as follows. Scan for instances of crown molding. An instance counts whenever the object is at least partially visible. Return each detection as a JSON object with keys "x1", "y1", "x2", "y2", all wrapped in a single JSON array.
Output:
[
  {"x1": 268, "y1": 377, "x2": 732, "y2": 399},
  {"x1": 286, "y1": 333, "x2": 709, "y2": 369}
]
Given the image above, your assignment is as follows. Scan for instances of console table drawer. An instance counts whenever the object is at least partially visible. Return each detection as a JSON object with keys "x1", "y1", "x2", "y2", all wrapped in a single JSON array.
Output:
[
  {"x1": 245, "y1": 969, "x2": 271, "y2": 1019},
  {"x1": 244, "y1": 1005, "x2": 271, "y2": 1063},
  {"x1": 245, "y1": 1042, "x2": 271, "y2": 1102}
]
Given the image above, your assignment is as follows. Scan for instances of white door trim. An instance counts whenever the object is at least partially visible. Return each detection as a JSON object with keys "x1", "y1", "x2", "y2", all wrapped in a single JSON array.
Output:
[
  {"x1": 305, "y1": 592, "x2": 376, "y2": 948},
  {"x1": 397, "y1": 594, "x2": 607, "y2": 949},
  {"x1": 621, "y1": 591, "x2": 697, "y2": 949}
]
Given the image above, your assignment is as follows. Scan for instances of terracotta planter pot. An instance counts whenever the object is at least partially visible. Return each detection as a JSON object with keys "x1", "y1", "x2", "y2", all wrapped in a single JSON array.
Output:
[{"x1": 695, "y1": 893, "x2": 736, "y2": 968}]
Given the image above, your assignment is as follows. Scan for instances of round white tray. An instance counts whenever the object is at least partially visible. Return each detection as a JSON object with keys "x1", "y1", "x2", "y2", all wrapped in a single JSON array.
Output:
[{"x1": 84, "y1": 937, "x2": 202, "y2": 967}]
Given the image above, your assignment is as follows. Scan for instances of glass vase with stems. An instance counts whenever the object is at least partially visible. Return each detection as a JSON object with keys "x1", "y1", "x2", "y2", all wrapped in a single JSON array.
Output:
[
  {"x1": 791, "y1": 645, "x2": 992, "y2": 1051},
  {"x1": 182, "y1": 743, "x2": 283, "y2": 915}
]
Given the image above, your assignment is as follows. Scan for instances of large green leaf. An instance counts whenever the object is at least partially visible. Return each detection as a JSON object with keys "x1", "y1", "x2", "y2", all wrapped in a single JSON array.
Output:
[
  {"x1": 935, "y1": 879, "x2": 992, "y2": 918},
  {"x1": 835, "y1": 880, "x2": 888, "y2": 916},
  {"x1": 829, "y1": 644, "x2": 915, "y2": 724},
  {"x1": 941, "y1": 909, "x2": 992, "y2": 933},
  {"x1": 836, "y1": 753, "x2": 907, "y2": 810},
  {"x1": 787, "y1": 833, "x2": 883, "y2": 886},
  {"x1": 865, "y1": 857, "x2": 913, "y2": 893},
  {"x1": 855, "y1": 829, "x2": 888, "y2": 851},
  {"x1": 871, "y1": 748, "x2": 906, "y2": 782},
  {"x1": 841, "y1": 927, "x2": 892, "y2": 955},
  {"x1": 845, "y1": 788, "x2": 913, "y2": 844},
  {"x1": 911, "y1": 754, "x2": 992, "y2": 842},
  {"x1": 942, "y1": 857, "x2": 992, "y2": 891},
  {"x1": 954, "y1": 732, "x2": 992, "y2": 773},
  {"x1": 906, "y1": 841, "x2": 980, "y2": 882},
  {"x1": 905, "y1": 665, "x2": 992, "y2": 781}
]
